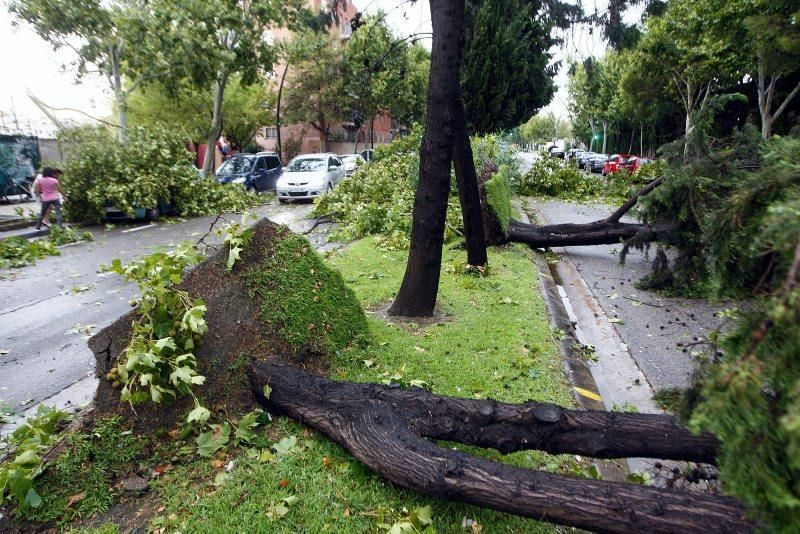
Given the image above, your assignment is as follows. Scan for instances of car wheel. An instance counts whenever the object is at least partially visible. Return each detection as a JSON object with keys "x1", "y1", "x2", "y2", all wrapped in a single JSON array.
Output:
[
  {"x1": 584, "y1": 164, "x2": 591, "y2": 172},
  {"x1": 279, "y1": 198, "x2": 289, "y2": 204}
]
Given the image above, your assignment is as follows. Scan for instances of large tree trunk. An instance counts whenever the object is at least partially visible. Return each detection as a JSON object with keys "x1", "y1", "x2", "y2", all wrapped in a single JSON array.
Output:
[
  {"x1": 110, "y1": 46, "x2": 128, "y2": 145},
  {"x1": 505, "y1": 178, "x2": 666, "y2": 248},
  {"x1": 203, "y1": 72, "x2": 229, "y2": 176},
  {"x1": 452, "y1": 95, "x2": 488, "y2": 266},
  {"x1": 249, "y1": 361, "x2": 754, "y2": 533},
  {"x1": 389, "y1": 0, "x2": 466, "y2": 317},
  {"x1": 276, "y1": 63, "x2": 289, "y2": 161}
]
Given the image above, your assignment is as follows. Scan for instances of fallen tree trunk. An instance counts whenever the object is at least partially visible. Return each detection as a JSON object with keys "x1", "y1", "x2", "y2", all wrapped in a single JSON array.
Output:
[
  {"x1": 249, "y1": 361, "x2": 754, "y2": 533},
  {"x1": 498, "y1": 178, "x2": 669, "y2": 249}
]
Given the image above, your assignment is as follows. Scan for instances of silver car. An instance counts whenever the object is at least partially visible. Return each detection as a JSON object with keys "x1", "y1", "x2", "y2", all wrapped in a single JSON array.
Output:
[
  {"x1": 338, "y1": 153, "x2": 366, "y2": 176},
  {"x1": 276, "y1": 153, "x2": 346, "y2": 203}
]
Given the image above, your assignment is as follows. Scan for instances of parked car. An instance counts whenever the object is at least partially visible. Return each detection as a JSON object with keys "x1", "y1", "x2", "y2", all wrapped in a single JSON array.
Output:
[
  {"x1": 104, "y1": 198, "x2": 176, "y2": 222},
  {"x1": 576, "y1": 151, "x2": 596, "y2": 169},
  {"x1": 602, "y1": 154, "x2": 632, "y2": 175},
  {"x1": 338, "y1": 153, "x2": 366, "y2": 176},
  {"x1": 276, "y1": 153, "x2": 346, "y2": 203},
  {"x1": 565, "y1": 148, "x2": 585, "y2": 162},
  {"x1": 360, "y1": 149, "x2": 374, "y2": 163},
  {"x1": 624, "y1": 156, "x2": 652, "y2": 174},
  {"x1": 215, "y1": 152, "x2": 282, "y2": 192},
  {"x1": 584, "y1": 153, "x2": 608, "y2": 173},
  {"x1": 547, "y1": 145, "x2": 565, "y2": 159}
]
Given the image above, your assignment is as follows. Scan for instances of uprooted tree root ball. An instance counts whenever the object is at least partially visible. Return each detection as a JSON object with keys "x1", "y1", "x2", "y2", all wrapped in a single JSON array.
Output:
[{"x1": 88, "y1": 218, "x2": 370, "y2": 434}]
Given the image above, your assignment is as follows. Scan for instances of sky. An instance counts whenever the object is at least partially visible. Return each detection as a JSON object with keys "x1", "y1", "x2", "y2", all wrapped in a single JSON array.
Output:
[{"x1": 0, "y1": 1, "x2": 632, "y2": 137}]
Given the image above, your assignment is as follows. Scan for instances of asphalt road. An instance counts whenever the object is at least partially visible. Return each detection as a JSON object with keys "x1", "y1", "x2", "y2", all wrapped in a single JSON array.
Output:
[
  {"x1": 0, "y1": 200, "x2": 317, "y2": 418},
  {"x1": 529, "y1": 199, "x2": 732, "y2": 390}
]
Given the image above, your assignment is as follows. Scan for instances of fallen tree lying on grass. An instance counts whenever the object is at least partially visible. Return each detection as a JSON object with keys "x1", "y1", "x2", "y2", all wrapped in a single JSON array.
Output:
[
  {"x1": 85, "y1": 217, "x2": 754, "y2": 532},
  {"x1": 249, "y1": 361, "x2": 754, "y2": 533}
]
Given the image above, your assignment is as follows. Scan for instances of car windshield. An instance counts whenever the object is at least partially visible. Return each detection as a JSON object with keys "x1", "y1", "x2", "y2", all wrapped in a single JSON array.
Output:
[
  {"x1": 288, "y1": 158, "x2": 326, "y2": 171},
  {"x1": 216, "y1": 157, "x2": 253, "y2": 175}
]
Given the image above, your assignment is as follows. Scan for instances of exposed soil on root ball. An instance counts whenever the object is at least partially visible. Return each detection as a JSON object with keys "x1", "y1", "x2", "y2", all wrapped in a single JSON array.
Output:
[{"x1": 88, "y1": 218, "x2": 369, "y2": 435}]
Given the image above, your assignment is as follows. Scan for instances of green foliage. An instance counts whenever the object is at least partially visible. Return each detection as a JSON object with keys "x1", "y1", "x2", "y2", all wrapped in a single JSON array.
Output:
[
  {"x1": 128, "y1": 75, "x2": 275, "y2": 149},
  {"x1": 519, "y1": 112, "x2": 571, "y2": 146},
  {"x1": 343, "y1": 14, "x2": 429, "y2": 127},
  {"x1": 471, "y1": 134, "x2": 521, "y2": 185},
  {"x1": 59, "y1": 125, "x2": 259, "y2": 223},
  {"x1": 518, "y1": 158, "x2": 602, "y2": 199},
  {"x1": 688, "y1": 288, "x2": 800, "y2": 530},
  {"x1": 110, "y1": 242, "x2": 208, "y2": 409},
  {"x1": 314, "y1": 128, "x2": 523, "y2": 249},
  {"x1": 0, "y1": 226, "x2": 93, "y2": 269},
  {"x1": 630, "y1": 133, "x2": 797, "y2": 298},
  {"x1": 243, "y1": 234, "x2": 370, "y2": 355},
  {"x1": 13, "y1": 417, "x2": 143, "y2": 524},
  {"x1": 484, "y1": 165, "x2": 513, "y2": 236},
  {"x1": 0, "y1": 406, "x2": 69, "y2": 510},
  {"x1": 462, "y1": 0, "x2": 563, "y2": 134}
]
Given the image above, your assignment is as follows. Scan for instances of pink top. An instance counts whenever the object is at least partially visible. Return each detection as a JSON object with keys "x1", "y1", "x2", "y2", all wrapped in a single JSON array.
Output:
[{"x1": 38, "y1": 176, "x2": 60, "y2": 202}]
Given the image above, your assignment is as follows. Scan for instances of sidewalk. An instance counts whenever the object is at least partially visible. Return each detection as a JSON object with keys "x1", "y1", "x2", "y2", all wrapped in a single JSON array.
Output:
[{"x1": 527, "y1": 198, "x2": 733, "y2": 391}]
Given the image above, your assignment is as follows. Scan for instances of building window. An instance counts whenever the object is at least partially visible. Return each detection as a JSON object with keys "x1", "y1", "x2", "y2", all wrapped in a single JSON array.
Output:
[{"x1": 264, "y1": 127, "x2": 278, "y2": 139}]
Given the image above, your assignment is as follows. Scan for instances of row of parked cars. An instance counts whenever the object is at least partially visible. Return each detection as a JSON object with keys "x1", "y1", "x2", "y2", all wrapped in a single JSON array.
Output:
[
  {"x1": 564, "y1": 149, "x2": 652, "y2": 175},
  {"x1": 215, "y1": 150, "x2": 371, "y2": 201}
]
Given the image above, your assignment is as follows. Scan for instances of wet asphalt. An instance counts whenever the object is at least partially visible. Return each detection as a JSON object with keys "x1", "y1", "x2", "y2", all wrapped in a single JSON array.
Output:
[
  {"x1": 529, "y1": 199, "x2": 733, "y2": 390},
  {"x1": 0, "y1": 200, "x2": 316, "y2": 417}
]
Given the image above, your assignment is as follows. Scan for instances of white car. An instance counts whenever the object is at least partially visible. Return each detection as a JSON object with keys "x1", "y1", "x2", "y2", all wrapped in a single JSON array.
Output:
[
  {"x1": 338, "y1": 153, "x2": 366, "y2": 176},
  {"x1": 276, "y1": 153, "x2": 346, "y2": 203}
]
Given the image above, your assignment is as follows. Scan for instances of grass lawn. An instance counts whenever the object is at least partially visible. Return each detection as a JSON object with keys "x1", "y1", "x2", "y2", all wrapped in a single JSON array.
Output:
[{"x1": 15, "y1": 238, "x2": 584, "y2": 533}]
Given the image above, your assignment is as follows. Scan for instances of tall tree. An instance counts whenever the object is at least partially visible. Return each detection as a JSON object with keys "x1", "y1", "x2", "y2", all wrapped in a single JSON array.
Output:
[
  {"x1": 630, "y1": 0, "x2": 741, "y2": 157},
  {"x1": 708, "y1": 0, "x2": 800, "y2": 139},
  {"x1": 127, "y1": 76, "x2": 275, "y2": 150},
  {"x1": 9, "y1": 0, "x2": 180, "y2": 144},
  {"x1": 389, "y1": 0, "x2": 467, "y2": 317},
  {"x1": 282, "y1": 31, "x2": 349, "y2": 153},
  {"x1": 461, "y1": 0, "x2": 575, "y2": 134},
  {"x1": 343, "y1": 15, "x2": 430, "y2": 151},
  {"x1": 157, "y1": 0, "x2": 294, "y2": 175}
]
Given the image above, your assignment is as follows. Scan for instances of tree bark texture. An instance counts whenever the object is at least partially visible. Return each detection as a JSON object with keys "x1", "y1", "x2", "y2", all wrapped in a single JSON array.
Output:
[
  {"x1": 389, "y1": 0, "x2": 466, "y2": 317},
  {"x1": 504, "y1": 179, "x2": 666, "y2": 248},
  {"x1": 452, "y1": 94, "x2": 488, "y2": 266},
  {"x1": 276, "y1": 63, "x2": 289, "y2": 161},
  {"x1": 249, "y1": 361, "x2": 754, "y2": 533},
  {"x1": 203, "y1": 72, "x2": 229, "y2": 176}
]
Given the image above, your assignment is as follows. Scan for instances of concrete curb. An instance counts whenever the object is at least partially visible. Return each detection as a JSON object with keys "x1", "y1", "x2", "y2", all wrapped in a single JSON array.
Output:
[{"x1": 514, "y1": 200, "x2": 631, "y2": 481}]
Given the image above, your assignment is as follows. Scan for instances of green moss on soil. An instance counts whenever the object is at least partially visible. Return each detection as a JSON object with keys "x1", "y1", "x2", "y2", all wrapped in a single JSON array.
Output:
[
  {"x1": 244, "y1": 234, "x2": 370, "y2": 355},
  {"x1": 485, "y1": 164, "x2": 514, "y2": 236}
]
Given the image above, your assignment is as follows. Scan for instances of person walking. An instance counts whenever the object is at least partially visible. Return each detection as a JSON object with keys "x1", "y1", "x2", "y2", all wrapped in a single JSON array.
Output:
[{"x1": 33, "y1": 167, "x2": 65, "y2": 230}]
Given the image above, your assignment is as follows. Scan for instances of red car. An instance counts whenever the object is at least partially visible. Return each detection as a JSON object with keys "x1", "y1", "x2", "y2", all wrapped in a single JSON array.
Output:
[
  {"x1": 624, "y1": 156, "x2": 653, "y2": 174},
  {"x1": 601, "y1": 154, "x2": 632, "y2": 175}
]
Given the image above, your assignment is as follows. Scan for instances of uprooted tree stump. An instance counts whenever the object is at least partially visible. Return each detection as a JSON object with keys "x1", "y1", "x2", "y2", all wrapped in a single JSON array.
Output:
[
  {"x1": 88, "y1": 218, "x2": 369, "y2": 433},
  {"x1": 249, "y1": 361, "x2": 754, "y2": 533}
]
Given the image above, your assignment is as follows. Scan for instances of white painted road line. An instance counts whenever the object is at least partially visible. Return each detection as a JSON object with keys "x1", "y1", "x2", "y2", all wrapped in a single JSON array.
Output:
[{"x1": 121, "y1": 223, "x2": 157, "y2": 233}]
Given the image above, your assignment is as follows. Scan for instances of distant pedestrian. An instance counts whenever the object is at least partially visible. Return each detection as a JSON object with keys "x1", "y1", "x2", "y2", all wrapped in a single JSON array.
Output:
[{"x1": 33, "y1": 167, "x2": 65, "y2": 230}]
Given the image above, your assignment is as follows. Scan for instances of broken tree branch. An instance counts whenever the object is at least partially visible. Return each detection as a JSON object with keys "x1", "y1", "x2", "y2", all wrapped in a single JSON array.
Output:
[
  {"x1": 503, "y1": 178, "x2": 667, "y2": 248},
  {"x1": 249, "y1": 361, "x2": 752, "y2": 533},
  {"x1": 605, "y1": 178, "x2": 662, "y2": 223}
]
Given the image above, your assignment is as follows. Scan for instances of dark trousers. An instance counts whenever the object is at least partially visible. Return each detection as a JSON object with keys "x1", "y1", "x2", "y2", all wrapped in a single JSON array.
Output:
[{"x1": 37, "y1": 200, "x2": 62, "y2": 228}]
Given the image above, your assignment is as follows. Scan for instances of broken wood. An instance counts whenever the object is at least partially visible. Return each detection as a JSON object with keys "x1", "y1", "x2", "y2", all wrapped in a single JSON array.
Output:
[
  {"x1": 249, "y1": 361, "x2": 754, "y2": 533},
  {"x1": 500, "y1": 178, "x2": 668, "y2": 249}
]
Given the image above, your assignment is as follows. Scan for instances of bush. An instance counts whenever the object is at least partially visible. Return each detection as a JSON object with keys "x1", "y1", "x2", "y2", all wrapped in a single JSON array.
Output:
[
  {"x1": 0, "y1": 226, "x2": 93, "y2": 269},
  {"x1": 59, "y1": 125, "x2": 259, "y2": 223},
  {"x1": 484, "y1": 164, "x2": 513, "y2": 236},
  {"x1": 518, "y1": 157, "x2": 603, "y2": 199}
]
